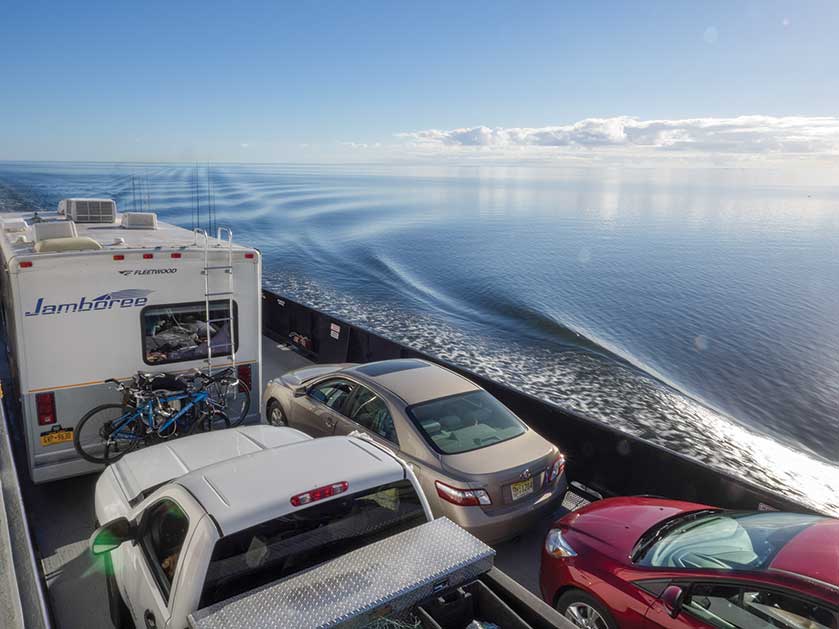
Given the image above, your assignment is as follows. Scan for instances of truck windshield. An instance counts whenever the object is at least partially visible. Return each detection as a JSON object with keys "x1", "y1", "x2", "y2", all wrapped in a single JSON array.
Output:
[
  {"x1": 407, "y1": 390, "x2": 526, "y2": 454},
  {"x1": 199, "y1": 480, "x2": 426, "y2": 609}
]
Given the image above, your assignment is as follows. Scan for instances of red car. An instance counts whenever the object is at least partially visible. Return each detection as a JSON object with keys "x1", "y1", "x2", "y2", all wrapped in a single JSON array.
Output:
[{"x1": 540, "y1": 497, "x2": 839, "y2": 629}]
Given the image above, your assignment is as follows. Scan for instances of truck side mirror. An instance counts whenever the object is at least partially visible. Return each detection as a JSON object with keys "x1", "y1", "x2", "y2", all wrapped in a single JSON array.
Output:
[
  {"x1": 661, "y1": 585, "x2": 685, "y2": 618},
  {"x1": 89, "y1": 517, "x2": 135, "y2": 555}
]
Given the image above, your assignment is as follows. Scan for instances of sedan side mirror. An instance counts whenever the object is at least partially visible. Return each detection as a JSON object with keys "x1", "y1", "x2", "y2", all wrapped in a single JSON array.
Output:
[
  {"x1": 661, "y1": 585, "x2": 685, "y2": 618},
  {"x1": 292, "y1": 386, "x2": 306, "y2": 398},
  {"x1": 89, "y1": 517, "x2": 136, "y2": 555}
]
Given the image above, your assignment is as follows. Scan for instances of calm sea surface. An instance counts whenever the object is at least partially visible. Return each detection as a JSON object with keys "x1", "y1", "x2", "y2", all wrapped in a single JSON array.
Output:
[{"x1": 1, "y1": 161, "x2": 838, "y2": 513}]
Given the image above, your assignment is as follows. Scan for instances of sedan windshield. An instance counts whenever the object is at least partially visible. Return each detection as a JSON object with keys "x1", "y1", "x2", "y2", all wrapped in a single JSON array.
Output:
[
  {"x1": 635, "y1": 511, "x2": 822, "y2": 570},
  {"x1": 407, "y1": 390, "x2": 526, "y2": 454}
]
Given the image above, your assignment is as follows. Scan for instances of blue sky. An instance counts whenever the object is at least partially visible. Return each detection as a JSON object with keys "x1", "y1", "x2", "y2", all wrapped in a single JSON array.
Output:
[{"x1": 2, "y1": 1, "x2": 838, "y2": 162}]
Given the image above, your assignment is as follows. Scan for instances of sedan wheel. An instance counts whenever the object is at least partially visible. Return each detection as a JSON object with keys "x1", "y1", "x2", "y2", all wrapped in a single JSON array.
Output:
[
  {"x1": 267, "y1": 399, "x2": 287, "y2": 426},
  {"x1": 565, "y1": 603, "x2": 608, "y2": 629},
  {"x1": 556, "y1": 590, "x2": 616, "y2": 629}
]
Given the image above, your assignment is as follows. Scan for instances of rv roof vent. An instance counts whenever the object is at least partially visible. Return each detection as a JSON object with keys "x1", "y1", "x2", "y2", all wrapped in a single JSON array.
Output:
[
  {"x1": 1, "y1": 218, "x2": 28, "y2": 233},
  {"x1": 59, "y1": 199, "x2": 117, "y2": 224},
  {"x1": 33, "y1": 221, "x2": 78, "y2": 242},
  {"x1": 34, "y1": 237, "x2": 103, "y2": 253},
  {"x1": 121, "y1": 212, "x2": 159, "y2": 230}
]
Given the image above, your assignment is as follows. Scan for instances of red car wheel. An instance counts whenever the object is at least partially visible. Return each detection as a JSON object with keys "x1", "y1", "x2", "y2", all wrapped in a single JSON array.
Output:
[{"x1": 555, "y1": 589, "x2": 617, "y2": 629}]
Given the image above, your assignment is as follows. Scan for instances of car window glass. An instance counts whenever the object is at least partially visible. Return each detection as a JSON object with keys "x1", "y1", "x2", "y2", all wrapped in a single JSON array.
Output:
[
  {"x1": 742, "y1": 589, "x2": 835, "y2": 629},
  {"x1": 407, "y1": 390, "x2": 525, "y2": 454},
  {"x1": 684, "y1": 584, "x2": 836, "y2": 629},
  {"x1": 198, "y1": 480, "x2": 426, "y2": 609},
  {"x1": 346, "y1": 387, "x2": 398, "y2": 444},
  {"x1": 142, "y1": 300, "x2": 238, "y2": 365},
  {"x1": 685, "y1": 584, "x2": 750, "y2": 629},
  {"x1": 140, "y1": 499, "x2": 189, "y2": 601},
  {"x1": 309, "y1": 379, "x2": 354, "y2": 411},
  {"x1": 637, "y1": 512, "x2": 822, "y2": 570}
]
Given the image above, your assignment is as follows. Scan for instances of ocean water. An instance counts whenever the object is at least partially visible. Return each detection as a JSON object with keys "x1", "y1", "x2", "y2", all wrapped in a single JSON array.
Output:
[{"x1": 1, "y1": 161, "x2": 838, "y2": 514}]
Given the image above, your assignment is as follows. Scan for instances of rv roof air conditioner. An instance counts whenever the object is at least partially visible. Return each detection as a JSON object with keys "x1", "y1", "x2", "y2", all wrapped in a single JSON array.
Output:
[
  {"x1": 121, "y1": 212, "x2": 159, "y2": 230},
  {"x1": 58, "y1": 199, "x2": 117, "y2": 224}
]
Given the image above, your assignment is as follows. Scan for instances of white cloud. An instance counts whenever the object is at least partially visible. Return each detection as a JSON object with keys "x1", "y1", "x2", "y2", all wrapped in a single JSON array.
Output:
[{"x1": 395, "y1": 116, "x2": 839, "y2": 158}]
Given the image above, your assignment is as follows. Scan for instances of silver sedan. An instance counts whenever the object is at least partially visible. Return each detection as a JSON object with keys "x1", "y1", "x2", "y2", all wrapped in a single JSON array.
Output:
[{"x1": 263, "y1": 358, "x2": 567, "y2": 544}]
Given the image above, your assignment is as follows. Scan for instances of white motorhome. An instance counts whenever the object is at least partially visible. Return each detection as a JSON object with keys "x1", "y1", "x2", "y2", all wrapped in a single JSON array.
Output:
[{"x1": 0, "y1": 199, "x2": 262, "y2": 483}]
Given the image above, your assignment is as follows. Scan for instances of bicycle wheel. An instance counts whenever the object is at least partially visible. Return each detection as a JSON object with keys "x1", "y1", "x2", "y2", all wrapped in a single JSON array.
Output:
[
  {"x1": 74, "y1": 404, "x2": 146, "y2": 464},
  {"x1": 208, "y1": 378, "x2": 251, "y2": 427}
]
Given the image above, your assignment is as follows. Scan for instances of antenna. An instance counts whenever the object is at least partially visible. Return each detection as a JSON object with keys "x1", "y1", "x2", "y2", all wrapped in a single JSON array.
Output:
[
  {"x1": 131, "y1": 175, "x2": 137, "y2": 213},
  {"x1": 145, "y1": 175, "x2": 151, "y2": 212},
  {"x1": 191, "y1": 165, "x2": 197, "y2": 231},
  {"x1": 206, "y1": 163, "x2": 214, "y2": 235}
]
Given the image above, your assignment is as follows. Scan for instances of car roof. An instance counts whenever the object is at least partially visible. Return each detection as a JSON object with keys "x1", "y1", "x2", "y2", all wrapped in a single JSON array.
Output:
[
  {"x1": 769, "y1": 517, "x2": 839, "y2": 590},
  {"x1": 112, "y1": 425, "x2": 312, "y2": 503},
  {"x1": 344, "y1": 359, "x2": 479, "y2": 405},
  {"x1": 175, "y1": 435, "x2": 406, "y2": 535}
]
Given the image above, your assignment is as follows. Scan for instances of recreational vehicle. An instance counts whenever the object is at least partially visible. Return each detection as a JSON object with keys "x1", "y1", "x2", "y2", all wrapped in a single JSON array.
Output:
[{"x1": 0, "y1": 199, "x2": 262, "y2": 483}]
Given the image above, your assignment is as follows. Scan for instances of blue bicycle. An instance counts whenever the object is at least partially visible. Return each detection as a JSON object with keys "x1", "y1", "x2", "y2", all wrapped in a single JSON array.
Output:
[{"x1": 73, "y1": 368, "x2": 251, "y2": 464}]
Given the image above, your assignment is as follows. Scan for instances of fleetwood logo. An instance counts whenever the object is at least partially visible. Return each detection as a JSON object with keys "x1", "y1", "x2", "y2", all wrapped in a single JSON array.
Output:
[
  {"x1": 118, "y1": 268, "x2": 177, "y2": 276},
  {"x1": 25, "y1": 289, "x2": 153, "y2": 317}
]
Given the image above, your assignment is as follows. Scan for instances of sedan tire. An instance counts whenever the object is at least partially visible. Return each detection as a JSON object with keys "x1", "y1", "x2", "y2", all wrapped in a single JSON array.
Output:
[
  {"x1": 555, "y1": 589, "x2": 617, "y2": 629},
  {"x1": 266, "y1": 399, "x2": 288, "y2": 427}
]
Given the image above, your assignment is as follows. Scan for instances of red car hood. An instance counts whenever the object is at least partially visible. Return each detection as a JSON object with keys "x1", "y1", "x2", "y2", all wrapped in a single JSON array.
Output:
[{"x1": 561, "y1": 496, "x2": 716, "y2": 561}]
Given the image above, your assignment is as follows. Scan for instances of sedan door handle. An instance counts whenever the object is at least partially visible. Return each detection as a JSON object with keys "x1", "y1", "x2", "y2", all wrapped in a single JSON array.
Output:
[
  {"x1": 324, "y1": 416, "x2": 336, "y2": 428},
  {"x1": 144, "y1": 610, "x2": 157, "y2": 629}
]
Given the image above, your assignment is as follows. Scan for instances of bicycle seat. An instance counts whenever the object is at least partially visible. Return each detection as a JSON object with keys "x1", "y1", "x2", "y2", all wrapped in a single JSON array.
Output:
[{"x1": 141, "y1": 372, "x2": 188, "y2": 392}]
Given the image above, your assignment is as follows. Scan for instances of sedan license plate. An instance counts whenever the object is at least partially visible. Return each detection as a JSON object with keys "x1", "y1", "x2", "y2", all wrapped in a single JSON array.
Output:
[
  {"x1": 510, "y1": 477, "x2": 534, "y2": 501},
  {"x1": 40, "y1": 427, "x2": 73, "y2": 447}
]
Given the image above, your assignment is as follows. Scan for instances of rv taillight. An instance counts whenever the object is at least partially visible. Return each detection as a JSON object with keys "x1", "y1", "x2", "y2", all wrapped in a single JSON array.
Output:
[
  {"x1": 244, "y1": 253, "x2": 255, "y2": 259},
  {"x1": 19, "y1": 261, "x2": 33, "y2": 268},
  {"x1": 113, "y1": 254, "x2": 125, "y2": 261},
  {"x1": 36, "y1": 393, "x2": 56, "y2": 426},
  {"x1": 170, "y1": 252, "x2": 182, "y2": 259},
  {"x1": 143, "y1": 253, "x2": 154, "y2": 259},
  {"x1": 290, "y1": 481, "x2": 348, "y2": 507},
  {"x1": 236, "y1": 364, "x2": 252, "y2": 392}
]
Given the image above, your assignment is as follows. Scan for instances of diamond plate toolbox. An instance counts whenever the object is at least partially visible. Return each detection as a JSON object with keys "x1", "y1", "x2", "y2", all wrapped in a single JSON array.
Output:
[{"x1": 189, "y1": 517, "x2": 495, "y2": 629}]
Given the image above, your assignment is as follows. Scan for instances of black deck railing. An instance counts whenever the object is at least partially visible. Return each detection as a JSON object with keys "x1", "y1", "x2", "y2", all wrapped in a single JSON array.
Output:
[{"x1": 262, "y1": 289, "x2": 819, "y2": 515}]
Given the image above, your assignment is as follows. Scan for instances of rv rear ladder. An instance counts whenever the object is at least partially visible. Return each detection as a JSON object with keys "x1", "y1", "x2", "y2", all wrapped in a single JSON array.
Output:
[{"x1": 194, "y1": 227, "x2": 237, "y2": 378}]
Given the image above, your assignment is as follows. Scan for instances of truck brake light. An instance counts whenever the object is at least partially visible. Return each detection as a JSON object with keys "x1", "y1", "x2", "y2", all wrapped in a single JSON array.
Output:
[
  {"x1": 291, "y1": 481, "x2": 348, "y2": 507},
  {"x1": 36, "y1": 392, "x2": 56, "y2": 426},
  {"x1": 435, "y1": 481, "x2": 492, "y2": 506}
]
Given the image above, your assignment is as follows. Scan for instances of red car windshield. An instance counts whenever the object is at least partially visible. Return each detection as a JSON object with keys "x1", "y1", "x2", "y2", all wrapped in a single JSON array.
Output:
[{"x1": 634, "y1": 511, "x2": 823, "y2": 571}]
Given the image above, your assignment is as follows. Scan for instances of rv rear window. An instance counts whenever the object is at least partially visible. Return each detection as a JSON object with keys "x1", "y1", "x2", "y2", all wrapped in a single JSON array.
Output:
[{"x1": 141, "y1": 300, "x2": 239, "y2": 365}]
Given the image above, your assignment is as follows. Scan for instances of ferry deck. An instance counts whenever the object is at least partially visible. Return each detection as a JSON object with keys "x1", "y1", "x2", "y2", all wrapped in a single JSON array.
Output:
[{"x1": 6, "y1": 335, "x2": 572, "y2": 629}]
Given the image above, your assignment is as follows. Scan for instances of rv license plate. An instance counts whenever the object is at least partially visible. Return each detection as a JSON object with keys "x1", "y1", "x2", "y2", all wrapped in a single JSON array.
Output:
[
  {"x1": 40, "y1": 427, "x2": 73, "y2": 447},
  {"x1": 511, "y1": 478, "x2": 534, "y2": 501}
]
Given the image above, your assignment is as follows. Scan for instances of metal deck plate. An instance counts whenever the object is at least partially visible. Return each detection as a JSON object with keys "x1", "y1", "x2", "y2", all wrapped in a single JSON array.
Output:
[{"x1": 189, "y1": 517, "x2": 495, "y2": 629}]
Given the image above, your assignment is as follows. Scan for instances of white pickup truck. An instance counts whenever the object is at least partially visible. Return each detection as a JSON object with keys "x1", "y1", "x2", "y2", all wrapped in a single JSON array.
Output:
[{"x1": 90, "y1": 425, "x2": 570, "y2": 629}]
